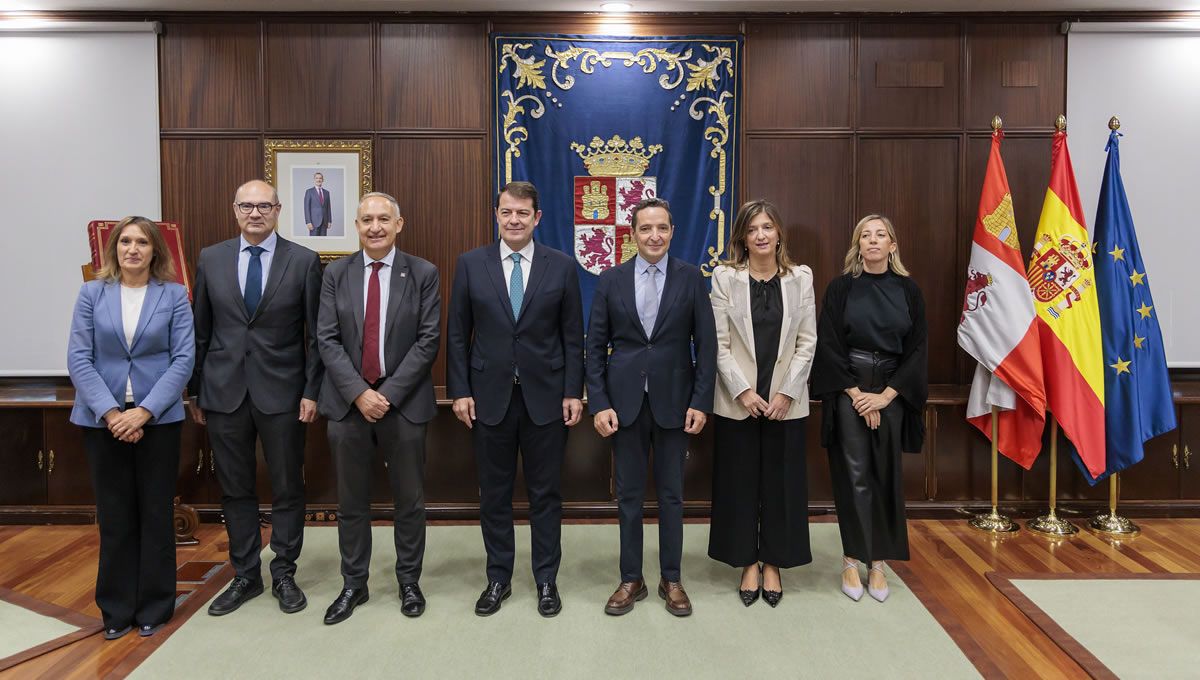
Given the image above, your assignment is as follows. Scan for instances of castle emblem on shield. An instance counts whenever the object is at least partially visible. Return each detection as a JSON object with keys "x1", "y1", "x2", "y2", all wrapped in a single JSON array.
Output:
[{"x1": 571, "y1": 135, "x2": 662, "y2": 274}]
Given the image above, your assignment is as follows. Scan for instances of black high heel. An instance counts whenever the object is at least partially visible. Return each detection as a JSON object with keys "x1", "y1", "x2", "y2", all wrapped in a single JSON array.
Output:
[
  {"x1": 739, "y1": 565, "x2": 761, "y2": 607},
  {"x1": 762, "y1": 564, "x2": 782, "y2": 608}
]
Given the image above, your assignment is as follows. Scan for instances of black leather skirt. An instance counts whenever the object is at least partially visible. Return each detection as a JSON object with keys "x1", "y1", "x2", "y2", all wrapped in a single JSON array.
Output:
[{"x1": 847, "y1": 348, "x2": 899, "y2": 393}]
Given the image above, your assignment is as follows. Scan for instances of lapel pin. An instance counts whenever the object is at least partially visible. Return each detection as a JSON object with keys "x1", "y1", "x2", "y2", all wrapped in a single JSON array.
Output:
[{"x1": 399, "y1": 272, "x2": 407, "y2": 278}]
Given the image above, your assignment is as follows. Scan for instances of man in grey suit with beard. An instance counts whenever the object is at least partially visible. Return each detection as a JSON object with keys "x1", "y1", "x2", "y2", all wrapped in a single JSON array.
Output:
[
  {"x1": 189, "y1": 179, "x2": 323, "y2": 618},
  {"x1": 316, "y1": 191, "x2": 440, "y2": 625}
]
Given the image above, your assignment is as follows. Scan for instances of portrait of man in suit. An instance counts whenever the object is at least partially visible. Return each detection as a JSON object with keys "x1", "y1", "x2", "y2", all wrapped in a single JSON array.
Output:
[
  {"x1": 303, "y1": 172, "x2": 333, "y2": 237},
  {"x1": 586, "y1": 197, "x2": 717, "y2": 618},
  {"x1": 447, "y1": 181, "x2": 584, "y2": 618},
  {"x1": 189, "y1": 179, "x2": 324, "y2": 619},
  {"x1": 316, "y1": 191, "x2": 441, "y2": 625}
]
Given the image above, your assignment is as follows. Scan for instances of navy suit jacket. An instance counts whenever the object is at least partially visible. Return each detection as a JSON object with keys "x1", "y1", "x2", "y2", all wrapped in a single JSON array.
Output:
[
  {"x1": 67, "y1": 279, "x2": 195, "y2": 427},
  {"x1": 304, "y1": 186, "x2": 332, "y2": 228},
  {"x1": 585, "y1": 256, "x2": 716, "y2": 429},
  {"x1": 447, "y1": 241, "x2": 584, "y2": 427}
]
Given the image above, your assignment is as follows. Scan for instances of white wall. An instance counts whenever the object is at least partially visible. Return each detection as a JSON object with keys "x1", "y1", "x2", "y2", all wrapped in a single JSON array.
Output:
[
  {"x1": 0, "y1": 29, "x2": 160, "y2": 375},
  {"x1": 1068, "y1": 26, "x2": 1200, "y2": 366}
]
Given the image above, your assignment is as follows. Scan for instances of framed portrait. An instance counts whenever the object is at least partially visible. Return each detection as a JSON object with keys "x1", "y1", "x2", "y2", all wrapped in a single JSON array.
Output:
[{"x1": 264, "y1": 139, "x2": 372, "y2": 260}]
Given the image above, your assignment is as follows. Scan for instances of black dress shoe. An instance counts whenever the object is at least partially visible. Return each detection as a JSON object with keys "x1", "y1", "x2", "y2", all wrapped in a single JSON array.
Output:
[
  {"x1": 324, "y1": 586, "x2": 369, "y2": 625},
  {"x1": 208, "y1": 576, "x2": 264, "y2": 616},
  {"x1": 103, "y1": 625, "x2": 132, "y2": 640},
  {"x1": 272, "y1": 575, "x2": 307, "y2": 614},
  {"x1": 536, "y1": 582, "x2": 561, "y2": 618},
  {"x1": 739, "y1": 586, "x2": 761, "y2": 607},
  {"x1": 138, "y1": 623, "x2": 164, "y2": 637},
  {"x1": 474, "y1": 581, "x2": 511, "y2": 616},
  {"x1": 762, "y1": 588, "x2": 783, "y2": 608},
  {"x1": 399, "y1": 582, "x2": 425, "y2": 618}
]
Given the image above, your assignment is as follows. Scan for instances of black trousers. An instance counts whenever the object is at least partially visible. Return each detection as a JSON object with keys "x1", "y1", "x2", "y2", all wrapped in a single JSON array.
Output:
[
  {"x1": 709, "y1": 415, "x2": 811, "y2": 569},
  {"x1": 613, "y1": 395, "x2": 688, "y2": 583},
  {"x1": 828, "y1": 345, "x2": 909, "y2": 564},
  {"x1": 207, "y1": 397, "x2": 307, "y2": 584},
  {"x1": 474, "y1": 384, "x2": 566, "y2": 585},
  {"x1": 327, "y1": 408, "x2": 426, "y2": 588},
  {"x1": 83, "y1": 422, "x2": 181, "y2": 630}
]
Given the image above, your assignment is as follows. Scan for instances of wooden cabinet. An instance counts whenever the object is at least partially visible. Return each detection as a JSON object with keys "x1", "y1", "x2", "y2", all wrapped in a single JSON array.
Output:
[
  {"x1": 43, "y1": 410, "x2": 94, "y2": 505},
  {"x1": 0, "y1": 409, "x2": 45, "y2": 505},
  {"x1": 1177, "y1": 406, "x2": 1200, "y2": 499}
]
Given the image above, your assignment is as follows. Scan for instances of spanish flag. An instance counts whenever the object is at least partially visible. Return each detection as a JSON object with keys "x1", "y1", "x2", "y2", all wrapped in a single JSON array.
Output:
[{"x1": 1026, "y1": 127, "x2": 1106, "y2": 478}]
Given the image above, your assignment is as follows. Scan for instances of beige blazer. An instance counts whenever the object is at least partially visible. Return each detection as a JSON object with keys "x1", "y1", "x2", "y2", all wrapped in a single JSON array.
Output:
[{"x1": 710, "y1": 264, "x2": 817, "y2": 420}]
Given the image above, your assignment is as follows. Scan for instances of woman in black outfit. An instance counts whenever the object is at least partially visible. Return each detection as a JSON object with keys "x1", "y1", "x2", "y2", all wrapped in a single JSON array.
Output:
[
  {"x1": 811, "y1": 214, "x2": 927, "y2": 603},
  {"x1": 708, "y1": 200, "x2": 817, "y2": 607}
]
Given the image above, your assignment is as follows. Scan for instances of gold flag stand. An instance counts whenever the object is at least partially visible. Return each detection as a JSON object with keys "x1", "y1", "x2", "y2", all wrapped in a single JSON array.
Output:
[
  {"x1": 1027, "y1": 420, "x2": 1079, "y2": 536},
  {"x1": 1089, "y1": 474, "x2": 1140, "y2": 536},
  {"x1": 969, "y1": 407, "x2": 1019, "y2": 533}
]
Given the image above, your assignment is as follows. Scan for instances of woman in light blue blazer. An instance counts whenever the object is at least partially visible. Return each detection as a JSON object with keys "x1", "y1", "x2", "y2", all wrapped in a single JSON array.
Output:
[{"x1": 67, "y1": 216, "x2": 194, "y2": 640}]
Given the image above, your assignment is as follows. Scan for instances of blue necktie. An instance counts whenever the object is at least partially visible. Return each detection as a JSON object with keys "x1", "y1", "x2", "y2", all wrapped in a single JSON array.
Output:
[
  {"x1": 244, "y1": 245, "x2": 264, "y2": 317},
  {"x1": 509, "y1": 252, "x2": 523, "y2": 321}
]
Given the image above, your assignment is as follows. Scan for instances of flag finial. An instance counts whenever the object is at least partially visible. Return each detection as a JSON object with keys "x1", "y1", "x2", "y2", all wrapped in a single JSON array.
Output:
[
  {"x1": 1055, "y1": 114, "x2": 1067, "y2": 131},
  {"x1": 991, "y1": 115, "x2": 1003, "y2": 131},
  {"x1": 1108, "y1": 116, "x2": 1121, "y2": 130}
]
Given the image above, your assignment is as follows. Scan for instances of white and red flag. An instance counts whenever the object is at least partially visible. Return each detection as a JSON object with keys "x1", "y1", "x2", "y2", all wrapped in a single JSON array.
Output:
[{"x1": 958, "y1": 130, "x2": 1047, "y2": 468}]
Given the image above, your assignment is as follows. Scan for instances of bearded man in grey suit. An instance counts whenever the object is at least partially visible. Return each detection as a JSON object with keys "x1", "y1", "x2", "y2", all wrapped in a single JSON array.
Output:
[{"x1": 189, "y1": 179, "x2": 323, "y2": 618}]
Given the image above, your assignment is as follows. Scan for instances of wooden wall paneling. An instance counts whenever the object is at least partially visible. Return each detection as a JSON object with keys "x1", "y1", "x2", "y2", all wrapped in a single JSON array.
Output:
[
  {"x1": 742, "y1": 136, "x2": 853, "y2": 303},
  {"x1": 160, "y1": 138, "x2": 261, "y2": 272},
  {"x1": 175, "y1": 418, "x2": 209, "y2": 505},
  {"x1": 379, "y1": 23, "x2": 488, "y2": 131},
  {"x1": 858, "y1": 22, "x2": 962, "y2": 129},
  {"x1": 301, "y1": 420, "x2": 336, "y2": 505},
  {"x1": 1021, "y1": 424, "x2": 1107, "y2": 502},
  {"x1": 958, "y1": 133, "x2": 1054, "y2": 382},
  {"x1": 422, "y1": 410, "x2": 480, "y2": 504},
  {"x1": 806, "y1": 404, "x2": 833, "y2": 502},
  {"x1": 744, "y1": 21, "x2": 852, "y2": 130},
  {"x1": 0, "y1": 410, "x2": 45, "y2": 505},
  {"x1": 932, "y1": 404, "x2": 1025, "y2": 502},
  {"x1": 560, "y1": 417, "x2": 617, "y2": 502},
  {"x1": 487, "y1": 17, "x2": 744, "y2": 36},
  {"x1": 375, "y1": 136, "x2": 491, "y2": 387},
  {"x1": 42, "y1": 411, "x2": 93, "y2": 505},
  {"x1": 265, "y1": 22, "x2": 374, "y2": 131},
  {"x1": 856, "y1": 137, "x2": 960, "y2": 384},
  {"x1": 966, "y1": 22, "x2": 1066, "y2": 131},
  {"x1": 1118, "y1": 413, "x2": 1183, "y2": 500},
  {"x1": 159, "y1": 22, "x2": 261, "y2": 131},
  {"x1": 1180, "y1": 405, "x2": 1200, "y2": 499}
]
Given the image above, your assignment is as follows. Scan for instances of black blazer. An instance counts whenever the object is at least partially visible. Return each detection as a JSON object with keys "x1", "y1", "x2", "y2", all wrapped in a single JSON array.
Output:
[
  {"x1": 190, "y1": 236, "x2": 323, "y2": 415},
  {"x1": 316, "y1": 249, "x2": 441, "y2": 424},
  {"x1": 446, "y1": 242, "x2": 584, "y2": 427},
  {"x1": 586, "y1": 256, "x2": 717, "y2": 429}
]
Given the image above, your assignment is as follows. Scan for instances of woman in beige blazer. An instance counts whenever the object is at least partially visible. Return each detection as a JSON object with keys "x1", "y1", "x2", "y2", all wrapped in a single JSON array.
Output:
[{"x1": 708, "y1": 199, "x2": 817, "y2": 607}]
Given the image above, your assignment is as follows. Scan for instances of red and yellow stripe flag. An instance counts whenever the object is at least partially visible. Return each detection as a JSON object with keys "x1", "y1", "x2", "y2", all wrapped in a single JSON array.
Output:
[{"x1": 1026, "y1": 128, "x2": 1106, "y2": 478}]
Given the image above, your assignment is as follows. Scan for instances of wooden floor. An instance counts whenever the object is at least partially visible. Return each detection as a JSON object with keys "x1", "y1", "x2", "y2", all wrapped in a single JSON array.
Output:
[{"x1": 2, "y1": 518, "x2": 1198, "y2": 679}]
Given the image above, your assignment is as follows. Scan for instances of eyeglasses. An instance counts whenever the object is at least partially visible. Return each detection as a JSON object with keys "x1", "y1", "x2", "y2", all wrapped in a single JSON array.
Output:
[{"x1": 235, "y1": 202, "x2": 279, "y2": 214}]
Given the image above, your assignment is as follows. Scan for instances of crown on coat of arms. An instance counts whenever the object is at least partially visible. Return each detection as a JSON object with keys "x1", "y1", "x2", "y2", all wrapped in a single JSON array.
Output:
[{"x1": 570, "y1": 135, "x2": 663, "y2": 178}]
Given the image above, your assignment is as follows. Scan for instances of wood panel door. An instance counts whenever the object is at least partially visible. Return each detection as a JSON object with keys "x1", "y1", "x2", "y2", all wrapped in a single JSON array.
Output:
[
  {"x1": 0, "y1": 409, "x2": 46, "y2": 505},
  {"x1": 43, "y1": 410, "x2": 94, "y2": 505},
  {"x1": 1179, "y1": 405, "x2": 1200, "y2": 499}
]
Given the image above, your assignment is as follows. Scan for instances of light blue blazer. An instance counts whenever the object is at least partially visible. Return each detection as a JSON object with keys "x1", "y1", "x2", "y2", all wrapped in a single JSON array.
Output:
[{"x1": 67, "y1": 278, "x2": 195, "y2": 427}]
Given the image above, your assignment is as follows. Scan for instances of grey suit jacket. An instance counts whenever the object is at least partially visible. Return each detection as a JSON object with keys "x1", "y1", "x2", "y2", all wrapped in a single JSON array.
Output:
[
  {"x1": 316, "y1": 249, "x2": 440, "y2": 424},
  {"x1": 304, "y1": 187, "x2": 332, "y2": 228},
  {"x1": 190, "y1": 235, "x2": 323, "y2": 415}
]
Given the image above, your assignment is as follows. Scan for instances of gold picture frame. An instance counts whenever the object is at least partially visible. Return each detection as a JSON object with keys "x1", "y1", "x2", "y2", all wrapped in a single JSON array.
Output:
[{"x1": 264, "y1": 138, "x2": 373, "y2": 261}]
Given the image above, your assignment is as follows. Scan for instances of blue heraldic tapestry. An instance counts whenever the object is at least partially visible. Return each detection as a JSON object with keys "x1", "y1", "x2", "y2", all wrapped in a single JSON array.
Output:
[{"x1": 492, "y1": 34, "x2": 742, "y2": 318}]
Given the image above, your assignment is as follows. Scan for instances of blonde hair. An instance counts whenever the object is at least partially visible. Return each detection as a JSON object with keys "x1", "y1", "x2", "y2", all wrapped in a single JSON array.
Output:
[
  {"x1": 842, "y1": 214, "x2": 909, "y2": 277},
  {"x1": 96, "y1": 216, "x2": 177, "y2": 283},
  {"x1": 721, "y1": 199, "x2": 795, "y2": 275}
]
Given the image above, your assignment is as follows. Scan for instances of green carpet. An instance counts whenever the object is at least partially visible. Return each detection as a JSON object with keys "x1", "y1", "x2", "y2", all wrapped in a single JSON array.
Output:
[
  {"x1": 0, "y1": 599, "x2": 87, "y2": 667},
  {"x1": 1010, "y1": 577, "x2": 1200, "y2": 679},
  {"x1": 132, "y1": 524, "x2": 977, "y2": 679}
]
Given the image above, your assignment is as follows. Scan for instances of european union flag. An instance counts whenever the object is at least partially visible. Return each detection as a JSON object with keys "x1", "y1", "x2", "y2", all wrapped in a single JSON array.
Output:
[{"x1": 1082, "y1": 129, "x2": 1177, "y2": 483}]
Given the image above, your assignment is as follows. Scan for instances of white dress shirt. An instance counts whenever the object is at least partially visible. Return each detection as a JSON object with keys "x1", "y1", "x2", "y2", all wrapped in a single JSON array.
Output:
[
  {"x1": 363, "y1": 247, "x2": 396, "y2": 373},
  {"x1": 499, "y1": 239, "x2": 534, "y2": 294},
  {"x1": 237, "y1": 230, "x2": 277, "y2": 296},
  {"x1": 120, "y1": 283, "x2": 147, "y2": 402}
]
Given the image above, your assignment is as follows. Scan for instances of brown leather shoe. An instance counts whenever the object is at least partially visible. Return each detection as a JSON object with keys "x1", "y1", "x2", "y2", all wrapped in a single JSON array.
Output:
[
  {"x1": 658, "y1": 579, "x2": 693, "y2": 617},
  {"x1": 604, "y1": 580, "x2": 647, "y2": 616}
]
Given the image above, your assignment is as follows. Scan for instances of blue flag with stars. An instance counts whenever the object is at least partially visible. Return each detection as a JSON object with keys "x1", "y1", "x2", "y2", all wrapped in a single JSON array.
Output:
[{"x1": 1086, "y1": 129, "x2": 1176, "y2": 483}]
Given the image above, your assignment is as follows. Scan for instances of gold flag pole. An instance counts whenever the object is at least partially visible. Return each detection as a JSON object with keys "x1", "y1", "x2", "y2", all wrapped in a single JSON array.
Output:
[
  {"x1": 1028, "y1": 419, "x2": 1079, "y2": 536},
  {"x1": 969, "y1": 406, "x2": 1019, "y2": 532},
  {"x1": 1089, "y1": 473, "x2": 1140, "y2": 536}
]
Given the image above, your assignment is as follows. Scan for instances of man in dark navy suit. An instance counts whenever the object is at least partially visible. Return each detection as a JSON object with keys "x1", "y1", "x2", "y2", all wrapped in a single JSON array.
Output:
[
  {"x1": 586, "y1": 197, "x2": 716, "y2": 618},
  {"x1": 448, "y1": 181, "x2": 584, "y2": 618},
  {"x1": 304, "y1": 172, "x2": 333, "y2": 236}
]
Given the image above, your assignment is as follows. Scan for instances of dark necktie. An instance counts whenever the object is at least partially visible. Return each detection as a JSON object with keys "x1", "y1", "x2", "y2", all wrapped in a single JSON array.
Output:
[
  {"x1": 244, "y1": 245, "x2": 264, "y2": 317},
  {"x1": 361, "y1": 261, "x2": 384, "y2": 384}
]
